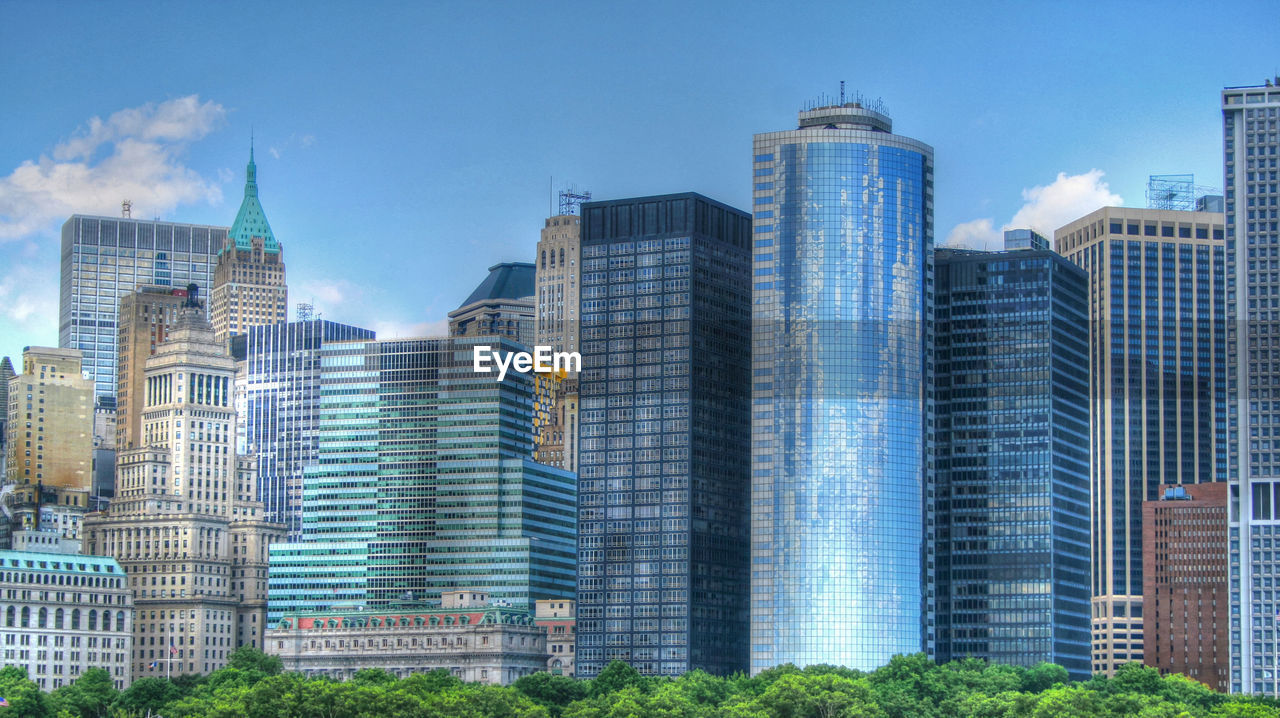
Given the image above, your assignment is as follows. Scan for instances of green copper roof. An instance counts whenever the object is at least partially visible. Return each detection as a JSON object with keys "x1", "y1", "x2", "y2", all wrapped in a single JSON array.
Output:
[{"x1": 225, "y1": 142, "x2": 280, "y2": 255}]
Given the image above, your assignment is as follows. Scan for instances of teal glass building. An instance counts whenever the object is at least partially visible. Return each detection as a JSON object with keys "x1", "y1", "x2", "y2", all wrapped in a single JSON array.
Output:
[
  {"x1": 933, "y1": 243, "x2": 1091, "y2": 681},
  {"x1": 267, "y1": 335, "x2": 577, "y2": 625},
  {"x1": 750, "y1": 102, "x2": 934, "y2": 672}
]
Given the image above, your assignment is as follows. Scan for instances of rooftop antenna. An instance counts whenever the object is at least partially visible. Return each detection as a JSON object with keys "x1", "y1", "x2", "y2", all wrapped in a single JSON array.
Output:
[{"x1": 121, "y1": 200, "x2": 132, "y2": 218}]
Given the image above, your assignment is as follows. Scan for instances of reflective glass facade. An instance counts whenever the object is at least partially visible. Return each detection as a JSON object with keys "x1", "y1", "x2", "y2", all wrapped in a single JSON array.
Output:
[
  {"x1": 934, "y1": 247, "x2": 1091, "y2": 681},
  {"x1": 750, "y1": 105, "x2": 934, "y2": 672},
  {"x1": 59, "y1": 215, "x2": 225, "y2": 397},
  {"x1": 1224, "y1": 81, "x2": 1280, "y2": 695},
  {"x1": 242, "y1": 320, "x2": 375, "y2": 540},
  {"x1": 575, "y1": 194, "x2": 752, "y2": 678},
  {"x1": 268, "y1": 336, "x2": 577, "y2": 626}
]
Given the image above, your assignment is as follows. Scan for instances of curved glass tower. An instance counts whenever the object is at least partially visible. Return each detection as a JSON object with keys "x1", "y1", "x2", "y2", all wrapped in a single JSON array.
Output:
[{"x1": 750, "y1": 103, "x2": 934, "y2": 672}]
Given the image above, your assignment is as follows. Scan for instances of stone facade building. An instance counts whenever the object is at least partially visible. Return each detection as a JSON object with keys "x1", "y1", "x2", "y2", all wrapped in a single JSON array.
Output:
[
  {"x1": 266, "y1": 591, "x2": 548, "y2": 685},
  {"x1": 534, "y1": 598, "x2": 575, "y2": 677},
  {"x1": 0, "y1": 550, "x2": 133, "y2": 690},
  {"x1": 82, "y1": 293, "x2": 284, "y2": 679}
]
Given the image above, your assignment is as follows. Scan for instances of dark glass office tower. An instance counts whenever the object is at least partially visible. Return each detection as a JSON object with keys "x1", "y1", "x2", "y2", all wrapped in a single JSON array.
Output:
[
  {"x1": 933, "y1": 241, "x2": 1092, "y2": 681},
  {"x1": 574, "y1": 193, "x2": 752, "y2": 678}
]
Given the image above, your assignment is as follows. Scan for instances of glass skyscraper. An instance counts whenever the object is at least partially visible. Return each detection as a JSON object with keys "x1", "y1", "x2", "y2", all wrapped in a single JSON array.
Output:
[
  {"x1": 574, "y1": 193, "x2": 753, "y2": 678},
  {"x1": 750, "y1": 102, "x2": 934, "y2": 672},
  {"x1": 1224, "y1": 78, "x2": 1280, "y2": 695},
  {"x1": 933, "y1": 241, "x2": 1091, "y2": 681},
  {"x1": 59, "y1": 216, "x2": 225, "y2": 397},
  {"x1": 267, "y1": 335, "x2": 577, "y2": 625},
  {"x1": 240, "y1": 319, "x2": 376, "y2": 540}
]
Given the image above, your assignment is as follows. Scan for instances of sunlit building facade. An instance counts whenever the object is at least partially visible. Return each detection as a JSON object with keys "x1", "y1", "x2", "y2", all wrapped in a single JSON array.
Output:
[{"x1": 750, "y1": 102, "x2": 934, "y2": 673}]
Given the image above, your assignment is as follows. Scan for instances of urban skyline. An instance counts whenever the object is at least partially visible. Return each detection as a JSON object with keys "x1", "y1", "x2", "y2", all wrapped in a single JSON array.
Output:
[{"x1": 1, "y1": 2, "x2": 1275, "y2": 359}]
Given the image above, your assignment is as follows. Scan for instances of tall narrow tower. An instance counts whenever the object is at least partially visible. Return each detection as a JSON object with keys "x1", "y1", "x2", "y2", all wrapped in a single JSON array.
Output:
[
  {"x1": 210, "y1": 144, "x2": 288, "y2": 345},
  {"x1": 1225, "y1": 77, "x2": 1280, "y2": 696},
  {"x1": 750, "y1": 101, "x2": 935, "y2": 673}
]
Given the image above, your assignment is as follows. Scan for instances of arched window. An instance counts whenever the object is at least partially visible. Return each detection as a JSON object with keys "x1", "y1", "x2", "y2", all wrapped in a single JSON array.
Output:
[
  {"x1": 116, "y1": 613, "x2": 125, "y2": 632},
  {"x1": 88, "y1": 609, "x2": 97, "y2": 631},
  {"x1": 55, "y1": 608, "x2": 64, "y2": 629},
  {"x1": 71, "y1": 609, "x2": 81, "y2": 630},
  {"x1": 102, "y1": 610, "x2": 112, "y2": 631},
  {"x1": 38, "y1": 607, "x2": 47, "y2": 628},
  {"x1": 4, "y1": 606, "x2": 13, "y2": 627},
  {"x1": 21, "y1": 607, "x2": 30, "y2": 628},
  {"x1": 559, "y1": 247, "x2": 565, "y2": 266}
]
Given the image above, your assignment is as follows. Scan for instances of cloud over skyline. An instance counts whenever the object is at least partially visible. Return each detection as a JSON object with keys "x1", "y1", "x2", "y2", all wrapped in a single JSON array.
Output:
[
  {"x1": 943, "y1": 170, "x2": 1123, "y2": 250},
  {"x1": 0, "y1": 95, "x2": 227, "y2": 242}
]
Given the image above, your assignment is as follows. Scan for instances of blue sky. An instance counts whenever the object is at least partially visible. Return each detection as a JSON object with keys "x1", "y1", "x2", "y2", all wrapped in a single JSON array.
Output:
[{"x1": 1, "y1": 0, "x2": 1276, "y2": 362}]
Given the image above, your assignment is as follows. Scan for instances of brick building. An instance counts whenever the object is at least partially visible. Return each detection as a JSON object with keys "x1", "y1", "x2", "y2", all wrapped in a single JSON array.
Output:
[{"x1": 1143, "y1": 483, "x2": 1229, "y2": 691}]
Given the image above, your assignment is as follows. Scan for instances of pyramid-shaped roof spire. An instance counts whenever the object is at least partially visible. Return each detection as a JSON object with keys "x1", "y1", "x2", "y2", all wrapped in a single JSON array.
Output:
[{"x1": 225, "y1": 138, "x2": 280, "y2": 255}]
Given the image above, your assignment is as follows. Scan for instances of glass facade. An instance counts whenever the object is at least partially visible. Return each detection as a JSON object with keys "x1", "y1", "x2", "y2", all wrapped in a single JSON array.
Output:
[
  {"x1": 1224, "y1": 82, "x2": 1280, "y2": 695},
  {"x1": 59, "y1": 215, "x2": 225, "y2": 398},
  {"x1": 933, "y1": 247, "x2": 1091, "y2": 681},
  {"x1": 575, "y1": 193, "x2": 753, "y2": 678},
  {"x1": 750, "y1": 105, "x2": 934, "y2": 672},
  {"x1": 268, "y1": 336, "x2": 577, "y2": 626},
  {"x1": 241, "y1": 320, "x2": 376, "y2": 540}
]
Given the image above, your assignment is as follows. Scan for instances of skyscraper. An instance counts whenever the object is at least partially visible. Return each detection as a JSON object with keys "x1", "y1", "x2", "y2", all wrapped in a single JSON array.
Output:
[
  {"x1": 574, "y1": 193, "x2": 752, "y2": 678},
  {"x1": 81, "y1": 289, "x2": 285, "y2": 678},
  {"x1": 4, "y1": 347, "x2": 94, "y2": 491},
  {"x1": 240, "y1": 319, "x2": 375, "y2": 539},
  {"x1": 267, "y1": 335, "x2": 576, "y2": 625},
  {"x1": 448, "y1": 262, "x2": 537, "y2": 344},
  {"x1": 1055, "y1": 206, "x2": 1226, "y2": 676},
  {"x1": 750, "y1": 101, "x2": 934, "y2": 673},
  {"x1": 59, "y1": 215, "x2": 225, "y2": 398},
  {"x1": 116, "y1": 285, "x2": 191, "y2": 450},
  {"x1": 0, "y1": 356, "x2": 12, "y2": 483},
  {"x1": 933, "y1": 237, "x2": 1091, "y2": 680},
  {"x1": 1224, "y1": 77, "x2": 1280, "y2": 695},
  {"x1": 209, "y1": 146, "x2": 288, "y2": 346},
  {"x1": 534, "y1": 213, "x2": 582, "y2": 472}
]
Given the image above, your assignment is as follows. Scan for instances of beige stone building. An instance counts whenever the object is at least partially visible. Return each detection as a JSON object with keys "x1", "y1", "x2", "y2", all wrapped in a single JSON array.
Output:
[
  {"x1": 116, "y1": 286, "x2": 190, "y2": 451},
  {"x1": 266, "y1": 590, "x2": 548, "y2": 685},
  {"x1": 534, "y1": 214, "x2": 581, "y2": 472},
  {"x1": 209, "y1": 147, "x2": 287, "y2": 346},
  {"x1": 534, "y1": 598, "x2": 575, "y2": 677},
  {"x1": 4, "y1": 347, "x2": 93, "y2": 492},
  {"x1": 82, "y1": 295, "x2": 284, "y2": 679},
  {"x1": 1055, "y1": 206, "x2": 1226, "y2": 676}
]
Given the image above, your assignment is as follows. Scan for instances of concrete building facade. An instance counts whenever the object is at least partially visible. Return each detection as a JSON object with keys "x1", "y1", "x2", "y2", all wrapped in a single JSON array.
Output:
[
  {"x1": 0, "y1": 550, "x2": 133, "y2": 690},
  {"x1": 1055, "y1": 206, "x2": 1227, "y2": 676},
  {"x1": 81, "y1": 294, "x2": 285, "y2": 679}
]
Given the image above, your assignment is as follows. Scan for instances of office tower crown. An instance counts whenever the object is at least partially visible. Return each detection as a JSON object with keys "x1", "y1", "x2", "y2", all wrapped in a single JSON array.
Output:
[
  {"x1": 226, "y1": 143, "x2": 279, "y2": 255},
  {"x1": 797, "y1": 104, "x2": 892, "y2": 132}
]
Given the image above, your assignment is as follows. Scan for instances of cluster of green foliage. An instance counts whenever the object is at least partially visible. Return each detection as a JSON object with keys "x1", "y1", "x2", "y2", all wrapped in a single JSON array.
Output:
[{"x1": 4, "y1": 648, "x2": 1280, "y2": 718}]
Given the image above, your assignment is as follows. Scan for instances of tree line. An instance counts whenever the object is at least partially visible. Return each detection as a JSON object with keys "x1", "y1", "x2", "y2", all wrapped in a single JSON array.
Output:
[{"x1": 3, "y1": 647, "x2": 1279, "y2": 717}]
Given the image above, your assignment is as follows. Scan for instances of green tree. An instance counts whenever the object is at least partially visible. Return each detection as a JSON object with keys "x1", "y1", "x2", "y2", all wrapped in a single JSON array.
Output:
[
  {"x1": 1021, "y1": 663, "x2": 1070, "y2": 694},
  {"x1": 512, "y1": 671, "x2": 588, "y2": 716},
  {"x1": 590, "y1": 661, "x2": 648, "y2": 698},
  {"x1": 50, "y1": 668, "x2": 117, "y2": 718},
  {"x1": 112, "y1": 677, "x2": 181, "y2": 716},
  {"x1": 0, "y1": 665, "x2": 51, "y2": 718},
  {"x1": 349, "y1": 668, "x2": 397, "y2": 687},
  {"x1": 225, "y1": 646, "x2": 282, "y2": 677},
  {"x1": 732, "y1": 672, "x2": 885, "y2": 718}
]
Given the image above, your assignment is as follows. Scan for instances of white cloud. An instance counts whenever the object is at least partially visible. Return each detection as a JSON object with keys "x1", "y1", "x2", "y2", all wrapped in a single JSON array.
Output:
[
  {"x1": 0, "y1": 258, "x2": 59, "y2": 341},
  {"x1": 944, "y1": 218, "x2": 1001, "y2": 251},
  {"x1": 943, "y1": 170, "x2": 1123, "y2": 250},
  {"x1": 0, "y1": 95, "x2": 226, "y2": 241}
]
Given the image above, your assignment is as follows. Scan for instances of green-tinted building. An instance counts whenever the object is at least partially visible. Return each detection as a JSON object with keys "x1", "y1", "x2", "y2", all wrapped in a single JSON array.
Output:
[{"x1": 267, "y1": 335, "x2": 576, "y2": 625}]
